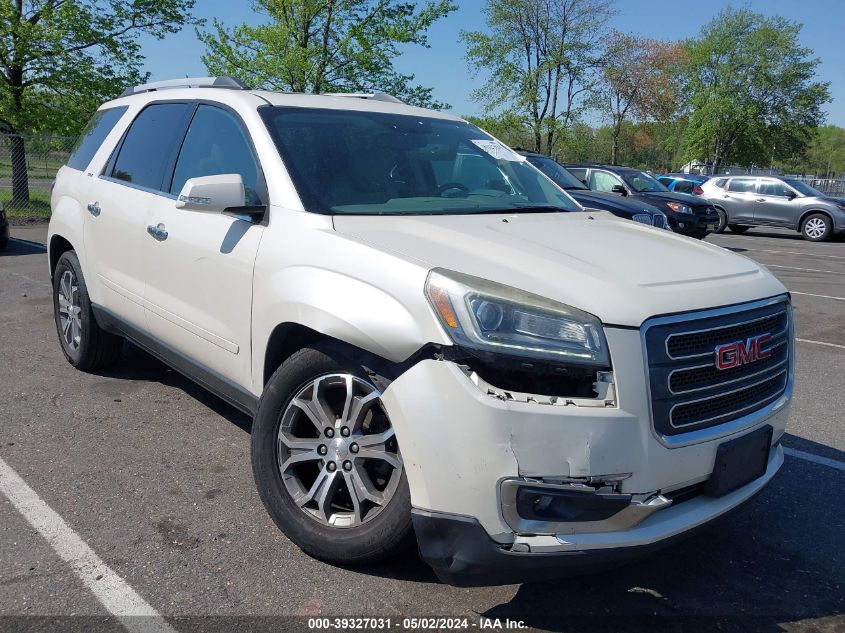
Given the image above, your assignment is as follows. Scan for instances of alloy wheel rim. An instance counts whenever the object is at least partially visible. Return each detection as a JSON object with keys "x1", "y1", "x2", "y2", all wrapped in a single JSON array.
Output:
[
  {"x1": 57, "y1": 270, "x2": 82, "y2": 351},
  {"x1": 805, "y1": 218, "x2": 826, "y2": 239},
  {"x1": 277, "y1": 374, "x2": 403, "y2": 528}
]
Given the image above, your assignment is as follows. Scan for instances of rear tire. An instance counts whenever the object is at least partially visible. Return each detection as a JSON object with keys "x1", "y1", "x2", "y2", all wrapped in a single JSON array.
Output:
[
  {"x1": 801, "y1": 213, "x2": 832, "y2": 242},
  {"x1": 251, "y1": 343, "x2": 413, "y2": 565},
  {"x1": 52, "y1": 251, "x2": 123, "y2": 370},
  {"x1": 728, "y1": 224, "x2": 750, "y2": 234}
]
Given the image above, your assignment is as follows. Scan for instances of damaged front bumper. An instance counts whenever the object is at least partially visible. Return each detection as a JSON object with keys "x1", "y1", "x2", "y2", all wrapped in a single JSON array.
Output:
[
  {"x1": 413, "y1": 444, "x2": 782, "y2": 586},
  {"x1": 379, "y1": 327, "x2": 789, "y2": 585}
]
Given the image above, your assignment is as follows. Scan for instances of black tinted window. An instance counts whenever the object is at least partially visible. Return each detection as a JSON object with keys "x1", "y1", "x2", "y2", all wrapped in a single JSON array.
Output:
[
  {"x1": 170, "y1": 105, "x2": 262, "y2": 205},
  {"x1": 674, "y1": 180, "x2": 695, "y2": 193},
  {"x1": 67, "y1": 107, "x2": 128, "y2": 171},
  {"x1": 111, "y1": 103, "x2": 192, "y2": 190},
  {"x1": 728, "y1": 178, "x2": 756, "y2": 193},
  {"x1": 713, "y1": 178, "x2": 727, "y2": 188}
]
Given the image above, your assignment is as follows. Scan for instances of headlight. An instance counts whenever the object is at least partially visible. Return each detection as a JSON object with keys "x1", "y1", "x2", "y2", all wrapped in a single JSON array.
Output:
[
  {"x1": 425, "y1": 268, "x2": 610, "y2": 366},
  {"x1": 632, "y1": 213, "x2": 652, "y2": 225},
  {"x1": 666, "y1": 202, "x2": 694, "y2": 214}
]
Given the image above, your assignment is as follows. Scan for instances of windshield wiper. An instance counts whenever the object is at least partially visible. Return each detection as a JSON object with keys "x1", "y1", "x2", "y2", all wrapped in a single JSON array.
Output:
[{"x1": 468, "y1": 204, "x2": 566, "y2": 214}]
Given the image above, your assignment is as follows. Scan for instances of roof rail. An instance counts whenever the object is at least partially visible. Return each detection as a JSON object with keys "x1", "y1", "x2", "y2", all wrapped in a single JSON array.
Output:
[
  {"x1": 323, "y1": 92, "x2": 405, "y2": 104},
  {"x1": 119, "y1": 76, "x2": 251, "y2": 98}
]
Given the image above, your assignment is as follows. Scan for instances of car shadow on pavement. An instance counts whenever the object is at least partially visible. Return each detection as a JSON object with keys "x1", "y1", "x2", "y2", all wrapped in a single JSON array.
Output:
[
  {"x1": 0, "y1": 238, "x2": 48, "y2": 257},
  {"x1": 91, "y1": 342, "x2": 253, "y2": 434}
]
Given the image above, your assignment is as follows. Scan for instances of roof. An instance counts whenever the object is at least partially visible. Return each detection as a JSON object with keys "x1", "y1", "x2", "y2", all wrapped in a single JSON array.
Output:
[{"x1": 102, "y1": 79, "x2": 464, "y2": 122}]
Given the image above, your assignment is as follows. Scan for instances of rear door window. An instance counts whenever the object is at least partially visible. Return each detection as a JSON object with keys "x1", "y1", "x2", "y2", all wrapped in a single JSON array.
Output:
[
  {"x1": 727, "y1": 178, "x2": 757, "y2": 193},
  {"x1": 673, "y1": 180, "x2": 695, "y2": 193},
  {"x1": 109, "y1": 103, "x2": 193, "y2": 191},
  {"x1": 169, "y1": 105, "x2": 264, "y2": 205},
  {"x1": 67, "y1": 107, "x2": 128, "y2": 171},
  {"x1": 758, "y1": 180, "x2": 791, "y2": 197},
  {"x1": 590, "y1": 170, "x2": 624, "y2": 192}
]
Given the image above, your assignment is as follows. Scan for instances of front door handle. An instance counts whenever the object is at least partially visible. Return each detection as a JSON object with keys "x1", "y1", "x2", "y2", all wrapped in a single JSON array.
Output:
[
  {"x1": 146, "y1": 223, "x2": 168, "y2": 241},
  {"x1": 87, "y1": 202, "x2": 101, "y2": 216},
  {"x1": 756, "y1": 198, "x2": 766, "y2": 202}
]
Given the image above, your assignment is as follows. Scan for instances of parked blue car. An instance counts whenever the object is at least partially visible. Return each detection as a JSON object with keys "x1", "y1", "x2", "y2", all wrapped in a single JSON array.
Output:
[{"x1": 656, "y1": 173, "x2": 709, "y2": 196}]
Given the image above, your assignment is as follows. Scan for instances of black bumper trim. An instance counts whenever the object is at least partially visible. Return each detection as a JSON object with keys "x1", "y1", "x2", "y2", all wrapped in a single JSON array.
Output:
[{"x1": 412, "y1": 501, "x2": 754, "y2": 587}]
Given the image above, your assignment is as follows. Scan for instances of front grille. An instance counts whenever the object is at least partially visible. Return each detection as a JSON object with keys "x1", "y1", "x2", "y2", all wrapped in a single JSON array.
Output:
[{"x1": 644, "y1": 297, "x2": 791, "y2": 437}]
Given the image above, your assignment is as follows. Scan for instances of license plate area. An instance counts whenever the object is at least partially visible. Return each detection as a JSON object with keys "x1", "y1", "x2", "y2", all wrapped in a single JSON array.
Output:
[
  {"x1": 706, "y1": 223, "x2": 717, "y2": 231},
  {"x1": 704, "y1": 425, "x2": 773, "y2": 498}
]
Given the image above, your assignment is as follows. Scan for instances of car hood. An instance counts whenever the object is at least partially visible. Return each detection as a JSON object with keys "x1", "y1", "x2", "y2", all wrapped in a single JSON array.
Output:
[
  {"x1": 567, "y1": 189, "x2": 661, "y2": 215},
  {"x1": 332, "y1": 211, "x2": 785, "y2": 327}
]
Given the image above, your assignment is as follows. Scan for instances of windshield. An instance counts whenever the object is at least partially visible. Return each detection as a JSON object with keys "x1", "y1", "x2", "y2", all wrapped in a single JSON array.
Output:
[
  {"x1": 622, "y1": 170, "x2": 670, "y2": 193},
  {"x1": 783, "y1": 178, "x2": 824, "y2": 197},
  {"x1": 525, "y1": 155, "x2": 588, "y2": 190},
  {"x1": 260, "y1": 107, "x2": 580, "y2": 215}
]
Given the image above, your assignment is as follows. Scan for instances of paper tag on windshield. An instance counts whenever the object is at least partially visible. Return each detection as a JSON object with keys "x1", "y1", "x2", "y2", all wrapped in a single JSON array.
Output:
[{"x1": 471, "y1": 139, "x2": 525, "y2": 162}]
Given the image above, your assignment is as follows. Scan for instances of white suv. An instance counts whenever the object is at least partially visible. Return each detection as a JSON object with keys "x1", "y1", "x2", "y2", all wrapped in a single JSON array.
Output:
[{"x1": 49, "y1": 77, "x2": 793, "y2": 586}]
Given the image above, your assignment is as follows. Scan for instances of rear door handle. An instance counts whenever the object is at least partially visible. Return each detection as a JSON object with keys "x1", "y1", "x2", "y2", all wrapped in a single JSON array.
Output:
[
  {"x1": 146, "y1": 223, "x2": 168, "y2": 241},
  {"x1": 87, "y1": 202, "x2": 100, "y2": 216},
  {"x1": 756, "y1": 198, "x2": 766, "y2": 202}
]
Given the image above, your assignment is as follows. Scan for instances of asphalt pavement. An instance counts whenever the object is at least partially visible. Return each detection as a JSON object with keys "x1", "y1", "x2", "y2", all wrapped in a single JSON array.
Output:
[{"x1": 0, "y1": 224, "x2": 843, "y2": 633}]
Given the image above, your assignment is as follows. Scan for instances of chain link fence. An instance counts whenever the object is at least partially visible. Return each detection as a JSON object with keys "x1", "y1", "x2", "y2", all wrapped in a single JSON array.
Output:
[{"x1": 1, "y1": 132, "x2": 76, "y2": 219}]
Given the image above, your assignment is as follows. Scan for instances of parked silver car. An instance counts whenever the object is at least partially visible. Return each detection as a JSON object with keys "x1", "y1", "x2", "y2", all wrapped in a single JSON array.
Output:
[{"x1": 700, "y1": 175, "x2": 845, "y2": 241}]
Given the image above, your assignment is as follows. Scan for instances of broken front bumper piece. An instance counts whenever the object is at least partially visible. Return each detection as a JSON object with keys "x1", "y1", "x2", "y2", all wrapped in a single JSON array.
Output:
[{"x1": 413, "y1": 446, "x2": 783, "y2": 586}]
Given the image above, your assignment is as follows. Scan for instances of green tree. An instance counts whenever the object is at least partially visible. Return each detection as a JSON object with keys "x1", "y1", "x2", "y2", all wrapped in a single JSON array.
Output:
[
  {"x1": 463, "y1": 112, "x2": 533, "y2": 149},
  {"x1": 598, "y1": 32, "x2": 685, "y2": 165},
  {"x1": 681, "y1": 7, "x2": 829, "y2": 173},
  {"x1": 0, "y1": 0, "x2": 200, "y2": 204},
  {"x1": 462, "y1": 0, "x2": 614, "y2": 155},
  {"x1": 199, "y1": 0, "x2": 456, "y2": 109}
]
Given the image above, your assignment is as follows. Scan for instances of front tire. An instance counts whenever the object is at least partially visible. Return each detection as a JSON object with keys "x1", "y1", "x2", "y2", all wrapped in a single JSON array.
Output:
[
  {"x1": 728, "y1": 224, "x2": 750, "y2": 234},
  {"x1": 801, "y1": 213, "x2": 832, "y2": 242},
  {"x1": 52, "y1": 251, "x2": 123, "y2": 370},
  {"x1": 252, "y1": 344, "x2": 413, "y2": 565}
]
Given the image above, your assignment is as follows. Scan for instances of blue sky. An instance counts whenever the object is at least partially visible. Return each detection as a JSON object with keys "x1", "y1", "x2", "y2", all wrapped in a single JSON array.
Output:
[{"x1": 138, "y1": 0, "x2": 845, "y2": 126}]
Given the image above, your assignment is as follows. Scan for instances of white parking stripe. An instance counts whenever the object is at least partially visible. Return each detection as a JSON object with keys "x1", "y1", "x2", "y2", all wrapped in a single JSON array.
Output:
[
  {"x1": 0, "y1": 456, "x2": 177, "y2": 633},
  {"x1": 796, "y1": 337, "x2": 845, "y2": 350},
  {"x1": 766, "y1": 264, "x2": 843, "y2": 275},
  {"x1": 734, "y1": 247, "x2": 845, "y2": 261},
  {"x1": 784, "y1": 447, "x2": 845, "y2": 472},
  {"x1": 791, "y1": 291, "x2": 845, "y2": 302}
]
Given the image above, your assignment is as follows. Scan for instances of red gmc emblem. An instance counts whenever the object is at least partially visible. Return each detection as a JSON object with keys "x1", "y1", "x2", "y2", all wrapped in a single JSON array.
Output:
[{"x1": 714, "y1": 334, "x2": 772, "y2": 370}]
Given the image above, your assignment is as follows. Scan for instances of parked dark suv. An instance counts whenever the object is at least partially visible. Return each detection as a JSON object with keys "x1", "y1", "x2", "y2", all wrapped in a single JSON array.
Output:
[
  {"x1": 565, "y1": 164, "x2": 720, "y2": 239},
  {"x1": 519, "y1": 152, "x2": 669, "y2": 230},
  {"x1": 700, "y1": 175, "x2": 845, "y2": 241}
]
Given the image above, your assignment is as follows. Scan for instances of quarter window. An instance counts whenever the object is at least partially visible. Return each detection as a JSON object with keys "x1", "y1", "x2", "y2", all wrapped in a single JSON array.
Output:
[
  {"x1": 170, "y1": 105, "x2": 263, "y2": 205},
  {"x1": 67, "y1": 107, "x2": 128, "y2": 171},
  {"x1": 727, "y1": 178, "x2": 756, "y2": 193},
  {"x1": 110, "y1": 103, "x2": 193, "y2": 191}
]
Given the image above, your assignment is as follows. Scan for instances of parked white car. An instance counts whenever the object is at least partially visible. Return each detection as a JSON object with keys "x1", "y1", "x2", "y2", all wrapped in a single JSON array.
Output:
[{"x1": 48, "y1": 78, "x2": 793, "y2": 586}]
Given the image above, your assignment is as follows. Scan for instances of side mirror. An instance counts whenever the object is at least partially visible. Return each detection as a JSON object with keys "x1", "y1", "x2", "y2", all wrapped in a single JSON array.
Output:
[
  {"x1": 611, "y1": 184, "x2": 627, "y2": 196},
  {"x1": 785, "y1": 190, "x2": 797, "y2": 200},
  {"x1": 176, "y1": 174, "x2": 245, "y2": 212}
]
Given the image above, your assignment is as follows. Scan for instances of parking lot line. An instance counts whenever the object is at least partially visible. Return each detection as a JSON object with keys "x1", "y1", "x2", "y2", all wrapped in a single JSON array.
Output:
[
  {"x1": 791, "y1": 291, "x2": 845, "y2": 302},
  {"x1": 0, "y1": 456, "x2": 177, "y2": 633},
  {"x1": 783, "y1": 447, "x2": 845, "y2": 472},
  {"x1": 765, "y1": 264, "x2": 843, "y2": 275},
  {"x1": 724, "y1": 247, "x2": 845, "y2": 261},
  {"x1": 796, "y1": 337, "x2": 845, "y2": 350}
]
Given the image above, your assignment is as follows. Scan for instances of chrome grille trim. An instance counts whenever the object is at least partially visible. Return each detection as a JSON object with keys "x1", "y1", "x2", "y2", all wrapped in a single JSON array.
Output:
[
  {"x1": 668, "y1": 370, "x2": 788, "y2": 428},
  {"x1": 665, "y1": 318, "x2": 788, "y2": 360},
  {"x1": 641, "y1": 295, "x2": 794, "y2": 447},
  {"x1": 667, "y1": 341, "x2": 788, "y2": 395}
]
